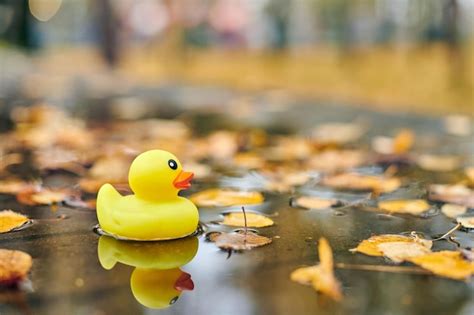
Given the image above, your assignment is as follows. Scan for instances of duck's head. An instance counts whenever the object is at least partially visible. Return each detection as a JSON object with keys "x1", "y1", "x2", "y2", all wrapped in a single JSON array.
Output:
[
  {"x1": 128, "y1": 150, "x2": 193, "y2": 200},
  {"x1": 131, "y1": 268, "x2": 194, "y2": 309}
]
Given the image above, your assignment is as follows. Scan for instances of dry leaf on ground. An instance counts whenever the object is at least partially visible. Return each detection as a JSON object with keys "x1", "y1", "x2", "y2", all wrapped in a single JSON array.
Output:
[
  {"x1": 321, "y1": 173, "x2": 401, "y2": 193},
  {"x1": 377, "y1": 242, "x2": 432, "y2": 263},
  {"x1": 292, "y1": 196, "x2": 340, "y2": 210},
  {"x1": 212, "y1": 230, "x2": 272, "y2": 250},
  {"x1": 409, "y1": 251, "x2": 474, "y2": 280},
  {"x1": 441, "y1": 204, "x2": 467, "y2": 218},
  {"x1": 429, "y1": 184, "x2": 474, "y2": 208},
  {"x1": 190, "y1": 189, "x2": 264, "y2": 207},
  {"x1": 456, "y1": 216, "x2": 474, "y2": 229},
  {"x1": 222, "y1": 212, "x2": 274, "y2": 228},
  {"x1": 0, "y1": 249, "x2": 32, "y2": 285},
  {"x1": 350, "y1": 234, "x2": 432, "y2": 257},
  {"x1": 290, "y1": 238, "x2": 342, "y2": 301},
  {"x1": 378, "y1": 199, "x2": 431, "y2": 216},
  {"x1": 0, "y1": 210, "x2": 29, "y2": 233},
  {"x1": 417, "y1": 155, "x2": 461, "y2": 172}
]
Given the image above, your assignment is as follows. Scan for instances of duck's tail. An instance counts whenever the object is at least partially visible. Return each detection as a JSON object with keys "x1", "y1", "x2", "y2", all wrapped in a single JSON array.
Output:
[{"x1": 97, "y1": 183, "x2": 122, "y2": 225}]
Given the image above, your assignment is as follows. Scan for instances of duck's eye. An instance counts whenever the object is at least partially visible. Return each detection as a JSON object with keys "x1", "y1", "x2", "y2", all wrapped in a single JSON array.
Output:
[
  {"x1": 170, "y1": 296, "x2": 179, "y2": 305},
  {"x1": 168, "y1": 159, "x2": 178, "y2": 170}
]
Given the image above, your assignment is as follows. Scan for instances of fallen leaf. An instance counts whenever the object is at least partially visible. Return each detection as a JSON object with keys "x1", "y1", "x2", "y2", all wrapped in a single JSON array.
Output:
[
  {"x1": 0, "y1": 210, "x2": 29, "y2": 233},
  {"x1": 233, "y1": 152, "x2": 265, "y2": 169},
  {"x1": 0, "y1": 180, "x2": 35, "y2": 195},
  {"x1": 429, "y1": 184, "x2": 474, "y2": 208},
  {"x1": 222, "y1": 212, "x2": 274, "y2": 228},
  {"x1": 16, "y1": 188, "x2": 70, "y2": 206},
  {"x1": 0, "y1": 249, "x2": 32, "y2": 285},
  {"x1": 263, "y1": 171, "x2": 310, "y2": 193},
  {"x1": 441, "y1": 204, "x2": 467, "y2": 218},
  {"x1": 350, "y1": 234, "x2": 432, "y2": 257},
  {"x1": 372, "y1": 129, "x2": 414, "y2": 155},
  {"x1": 312, "y1": 122, "x2": 365, "y2": 144},
  {"x1": 321, "y1": 173, "x2": 401, "y2": 193},
  {"x1": 308, "y1": 150, "x2": 366, "y2": 172},
  {"x1": 378, "y1": 199, "x2": 430, "y2": 215},
  {"x1": 377, "y1": 242, "x2": 432, "y2": 263},
  {"x1": 409, "y1": 251, "x2": 474, "y2": 280},
  {"x1": 443, "y1": 115, "x2": 471, "y2": 136},
  {"x1": 417, "y1": 155, "x2": 461, "y2": 172},
  {"x1": 190, "y1": 189, "x2": 264, "y2": 207},
  {"x1": 212, "y1": 230, "x2": 272, "y2": 250},
  {"x1": 290, "y1": 238, "x2": 342, "y2": 301},
  {"x1": 456, "y1": 216, "x2": 474, "y2": 229},
  {"x1": 292, "y1": 196, "x2": 340, "y2": 210}
]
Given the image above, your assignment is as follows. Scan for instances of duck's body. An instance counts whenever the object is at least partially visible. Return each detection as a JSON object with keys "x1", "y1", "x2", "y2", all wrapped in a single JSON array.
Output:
[{"x1": 96, "y1": 150, "x2": 199, "y2": 241}]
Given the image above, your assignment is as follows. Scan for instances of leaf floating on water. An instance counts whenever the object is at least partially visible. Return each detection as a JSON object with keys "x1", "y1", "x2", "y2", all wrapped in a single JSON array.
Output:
[
  {"x1": 0, "y1": 249, "x2": 32, "y2": 286},
  {"x1": 441, "y1": 204, "x2": 467, "y2": 219},
  {"x1": 312, "y1": 122, "x2": 365, "y2": 145},
  {"x1": 213, "y1": 230, "x2": 272, "y2": 251},
  {"x1": 378, "y1": 199, "x2": 430, "y2": 216},
  {"x1": 321, "y1": 173, "x2": 401, "y2": 193},
  {"x1": 0, "y1": 210, "x2": 29, "y2": 233},
  {"x1": 429, "y1": 184, "x2": 474, "y2": 208},
  {"x1": 409, "y1": 251, "x2": 474, "y2": 280},
  {"x1": 0, "y1": 179, "x2": 36, "y2": 195},
  {"x1": 290, "y1": 238, "x2": 342, "y2": 301},
  {"x1": 350, "y1": 234, "x2": 432, "y2": 257},
  {"x1": 17, "y1": 188, "x2": 70, "y2": 206},
  {"x1": 307, "y1": 150, "x2": 366, "y2": 173},
  {"x1": 377, "y1": 242, "x2": 432, "y2": 263},
  {"x1": 416, "y1": 155, "x2": 461, "y2": 172},
  {"x1": 456, "y1": 216, "x2": 474, "y2": 229},
  {"x1": 222, "y1": 212, "x2": 274, "y2": 228},
  {"x1": 190, "y1": 188, "x2": 264, "y2": 207},
  {"x1": 292, "y1": 196, "x2": 339, "y2": 210},
  {"x1": 372, "y1": 129, "x2": 414, "y2": 155}
]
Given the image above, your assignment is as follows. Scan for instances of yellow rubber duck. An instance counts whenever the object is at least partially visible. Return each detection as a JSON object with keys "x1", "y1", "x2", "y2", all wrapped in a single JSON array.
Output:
[
  {"x1": 98, "y1": 236, "x2": 198, "y2": 309},
  {"x1": 96, "y1": 150, "x2": 199, "y2": 240}
]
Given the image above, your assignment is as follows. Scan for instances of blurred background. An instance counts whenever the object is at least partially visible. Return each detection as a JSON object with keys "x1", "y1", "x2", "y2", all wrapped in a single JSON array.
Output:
[{"x1": 0, "y1": 0, "x2": 473, "y2": 116}]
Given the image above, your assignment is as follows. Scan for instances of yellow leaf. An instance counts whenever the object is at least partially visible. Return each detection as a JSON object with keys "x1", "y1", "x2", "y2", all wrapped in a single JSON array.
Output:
[
  {"x1": 0, "y1": 249, "x2": 32, "y2": 285},
  {"x1": 291, "y1": 238, "x2": 342, "y2": 301},
  {"x1": 409, "y1": 251, "x2": 474, "y2": 280},
  {"x1": 190, "y1": 189, "x2": 264, "y2": 207},
  {"x1": 0, "y1": 210, "x2": 29, "y2": 233},
  {"x1": 222, "y1": 212, "x2": 274, "y2": 228},
  {"x1": 393, "y1": 129, "x2": 415, "y2": 154},
  {"x1": 350, "y1": 234, "x2": 432, "y2": 257},
  {"x1": 378, "y1": 199, "x2": 430, "y2": 215},
  {"x1": 293, "y1": 196, "x2": 339, "y2": 210}
]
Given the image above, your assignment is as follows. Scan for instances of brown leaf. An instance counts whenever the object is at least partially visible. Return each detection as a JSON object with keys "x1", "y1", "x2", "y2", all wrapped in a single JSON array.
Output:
[
  {"x1": 429, "y1": 184, "x2": 474, "y2": 208},
  {"x1": 377, "y1": 199, "x2": 430, "y2": 216},
  {"x1": 409, "y1": 251, "x2": 474, "y2": 280},
  {"x1": 321, "y1": 173, "x2": 401, "y2": 193},
  {"x1": 17, "y1": 187, "x2": 70, "y2": 206},
  {"x1": 350, "y1": 234, "x2": 432, "y2": 257},
  {"x1": 222, "y1": 212, "x2": 274, "y2": 228},
  {"x1": 292, "y1": 196, "x2": 339, "y2": 210},
  {"x1": 0, "y1": 210, "x2": 29, "y2": 233},
  {"x1": 290, "y1": 238, "x2": 342, "y2": 301},
  {"x1": 0, "y1": 180, "x2": 36, "y2": 195},
  {"x1": 213, "y1": 230, "x2": 272, "y2": 250},
  {"x1": 190, "y1": 189, "x2": 264, "y2": 207},
  {"x1": 0, "y1": 249, "x2": 32, "y2": 286}
]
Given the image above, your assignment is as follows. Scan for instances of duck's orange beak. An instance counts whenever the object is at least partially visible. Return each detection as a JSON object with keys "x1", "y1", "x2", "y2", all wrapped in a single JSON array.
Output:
[
  {"x1": 173, "y1": 171, "x2": 194, "y2": 190},
  {"x1": 174, "y1": 271, "x2": 194, "y2": 291}
]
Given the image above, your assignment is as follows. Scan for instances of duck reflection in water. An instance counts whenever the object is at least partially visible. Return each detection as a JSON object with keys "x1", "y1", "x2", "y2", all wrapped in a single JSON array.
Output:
[{"x1": 97, "y1": 236, "x2": 198, "y2": 309}]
